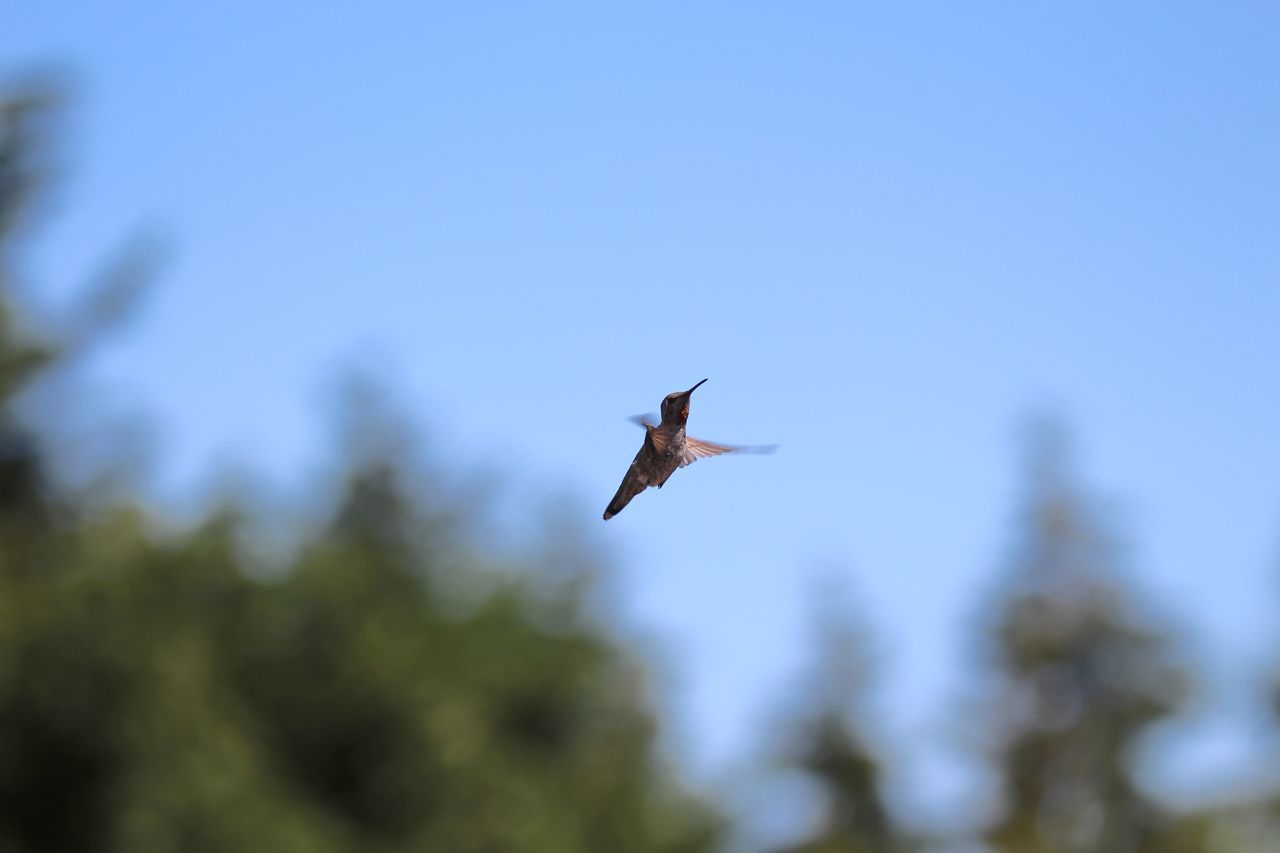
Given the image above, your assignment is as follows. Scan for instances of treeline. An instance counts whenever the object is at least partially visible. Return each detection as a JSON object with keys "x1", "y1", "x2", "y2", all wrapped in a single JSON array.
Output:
[
  {"x1": 3, "y1": 85, "x2": 1278, "y2": 853},
  {"x1": 778, "y1": 425, "x2": 1280, "y2": 853}
]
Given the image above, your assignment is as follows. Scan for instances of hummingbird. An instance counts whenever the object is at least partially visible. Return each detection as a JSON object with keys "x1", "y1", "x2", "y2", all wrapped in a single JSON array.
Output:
[{"x1": 603, "y1": 379, "x2": 776, "y2": 520}]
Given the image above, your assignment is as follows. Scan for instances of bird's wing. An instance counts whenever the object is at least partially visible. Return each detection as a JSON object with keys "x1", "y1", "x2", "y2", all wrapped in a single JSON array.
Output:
[
  {"x1": 648, "y1": 426, "x2": 670, "y2": 455},
  {"x1": 679, "y1": 436, "x2": 778, "y2": 468},
  {"x1": 626, "y1": 415, "x2": 670, "y2": 453}
]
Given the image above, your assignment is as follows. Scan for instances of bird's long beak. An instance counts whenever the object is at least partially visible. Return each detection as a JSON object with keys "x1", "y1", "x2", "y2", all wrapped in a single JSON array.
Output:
[{"x1": 687, "y1": 378, "x2": 708, "y2": 395}]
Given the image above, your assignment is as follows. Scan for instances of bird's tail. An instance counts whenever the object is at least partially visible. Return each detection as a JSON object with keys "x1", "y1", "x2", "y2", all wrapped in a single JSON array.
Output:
[{"x1": 603, "y1": 467, "x2": 648, "y2": 520}]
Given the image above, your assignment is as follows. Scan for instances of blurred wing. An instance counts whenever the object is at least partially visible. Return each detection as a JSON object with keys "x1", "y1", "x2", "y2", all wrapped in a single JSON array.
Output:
[
  {"x1": 628, "y1": 413, "x2": 658, "y2": 428},
  {"x1": 679, "y1": 437, "x2": 734, "y2": 467},
  {"x1": 679, "y1": 436, "x2": 777, "y2": 468}
]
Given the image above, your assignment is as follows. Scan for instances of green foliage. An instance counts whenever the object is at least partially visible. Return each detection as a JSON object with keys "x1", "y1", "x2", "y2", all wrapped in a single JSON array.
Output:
[
  {"x1": 784, "y1": 714, "x2": 900, "y2": 853},
  {"x1": 980, "y1": 426, "x2": 1186, "y2": 852},
  {"x1": 781, "y1": 597, "x2": 905, "y2": 853},
  {"x1": 0, "y1": 86, "x2": 720, "y2": 853}
]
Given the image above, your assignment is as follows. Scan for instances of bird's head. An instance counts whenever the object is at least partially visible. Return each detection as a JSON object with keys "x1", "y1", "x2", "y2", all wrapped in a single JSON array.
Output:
[{"x1": 660, "y1": 378, "x2": 707, "y2": 424}]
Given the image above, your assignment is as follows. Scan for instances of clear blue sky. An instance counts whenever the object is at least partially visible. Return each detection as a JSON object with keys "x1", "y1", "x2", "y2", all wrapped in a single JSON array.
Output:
[{"x1": 7, "y1": 1, "x2": 1280, "y2": 839}]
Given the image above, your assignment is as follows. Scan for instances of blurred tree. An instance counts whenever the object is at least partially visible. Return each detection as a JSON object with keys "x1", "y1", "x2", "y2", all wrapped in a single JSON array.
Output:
[
  {"x1": 0, "y1": 85, "x2": 60, "y2": 546},
  {"x1": 0, "y1": 83, "x2": 720, "y2": 853},
  {"x1": 777, "y1": 585, "x2": 910, "y2": 853},
  {"x1": 978, "y1": 422, "x2": 1188, "y2": 853}
]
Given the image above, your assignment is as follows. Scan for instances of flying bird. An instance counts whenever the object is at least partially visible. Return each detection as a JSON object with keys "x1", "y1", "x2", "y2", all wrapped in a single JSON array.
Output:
[{"x1": 603, "y1": 379, "x2": 776, "y2": 520}]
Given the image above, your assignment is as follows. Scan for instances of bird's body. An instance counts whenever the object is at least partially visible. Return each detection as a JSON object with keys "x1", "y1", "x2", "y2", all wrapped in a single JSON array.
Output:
[
  {"x1": 604, "y1": 423, "x2": 688, "y2": 520},
  {"x1": 603, "y1": 379, "x2": 775, "y2": 520}
]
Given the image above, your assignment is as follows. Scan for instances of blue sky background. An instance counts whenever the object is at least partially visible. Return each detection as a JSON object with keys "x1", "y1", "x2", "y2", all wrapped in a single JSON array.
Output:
[{"x1": 7, "y1": 2, "x2": 1280, "y2": 840}]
